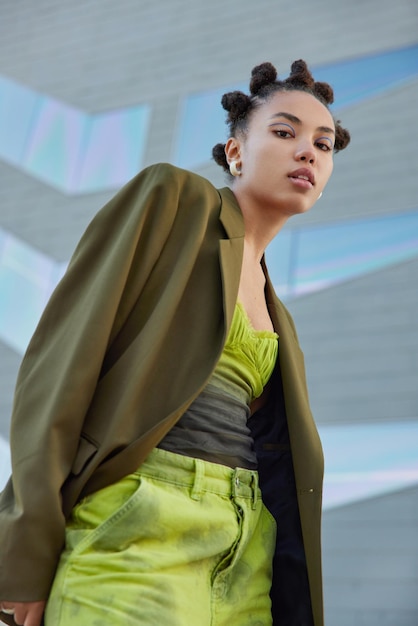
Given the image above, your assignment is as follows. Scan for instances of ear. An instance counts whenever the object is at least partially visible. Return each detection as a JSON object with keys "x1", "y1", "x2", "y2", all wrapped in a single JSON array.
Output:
[{"x1": 224, "y1": 137, "x2": 242, "y2": 166}]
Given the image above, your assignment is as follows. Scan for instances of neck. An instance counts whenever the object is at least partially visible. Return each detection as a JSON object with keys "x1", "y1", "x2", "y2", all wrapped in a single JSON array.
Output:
[{"x1": 232, "y1": 187, "x2": 289, "y2": 259}]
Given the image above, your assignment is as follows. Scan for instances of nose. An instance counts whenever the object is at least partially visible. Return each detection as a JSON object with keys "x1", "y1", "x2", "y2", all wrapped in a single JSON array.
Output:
[{"x1": 295, "y1": 143, "x2": 316, "y2": 164}]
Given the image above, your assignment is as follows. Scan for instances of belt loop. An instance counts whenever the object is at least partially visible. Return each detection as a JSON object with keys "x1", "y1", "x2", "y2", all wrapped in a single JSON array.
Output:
[
  {"x1": 191, "y1": 458, "x2": 204, "y2": 501},
  {"x1": 251, "y1": 472, "x2": 258, "y2": 510},
  {"x1": 231, "y1": 469, "x2": 240, "y2": 500}
]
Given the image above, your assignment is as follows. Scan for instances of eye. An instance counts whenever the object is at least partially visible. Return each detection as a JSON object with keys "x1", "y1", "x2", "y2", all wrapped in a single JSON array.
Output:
[
  {"x1": 315, "y1": 136, "x2": 334, "y2": 152},
  {"x1": 316, "y1": 141, "x2": 331, "y2": 152},
  {"x1": 269, "y1": 121, "x2": 295, "y2": 139},
  {"x1": 275, "y1": 129, "x2": 293, "y2": 139}
]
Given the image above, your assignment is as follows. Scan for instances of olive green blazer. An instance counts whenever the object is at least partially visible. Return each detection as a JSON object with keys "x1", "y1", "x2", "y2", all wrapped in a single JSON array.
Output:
[{"x1": 0, "y1": 163, "x2": 324, "y2": 625}]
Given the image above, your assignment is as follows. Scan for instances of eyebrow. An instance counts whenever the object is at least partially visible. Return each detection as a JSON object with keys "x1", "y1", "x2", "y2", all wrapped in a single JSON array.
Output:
[{"x1": 269, "y1": 111, "x2": 335, "y2": 136}]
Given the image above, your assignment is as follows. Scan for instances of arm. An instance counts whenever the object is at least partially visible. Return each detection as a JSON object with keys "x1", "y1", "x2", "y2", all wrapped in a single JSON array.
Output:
[{"x1": 0, "y1": 163, "x2": 185, "y2": 601}]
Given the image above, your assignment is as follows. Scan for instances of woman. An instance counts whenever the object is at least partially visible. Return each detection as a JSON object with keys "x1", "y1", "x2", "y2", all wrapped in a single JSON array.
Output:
[{"x1": 0, "y1": 60, "x2": 350, "y2": 626}]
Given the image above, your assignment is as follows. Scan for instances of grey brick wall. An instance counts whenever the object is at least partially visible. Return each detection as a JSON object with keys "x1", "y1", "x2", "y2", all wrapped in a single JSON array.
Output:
[
  {"x1": 323, "y1": 485, "x2": 418, "y2": 625},
  {"x1": 0, "y1": 0, "x2": 417, "y2": 623},
  {"x1": 290, "y1": 256, "x2": 418, "y2": 425}
]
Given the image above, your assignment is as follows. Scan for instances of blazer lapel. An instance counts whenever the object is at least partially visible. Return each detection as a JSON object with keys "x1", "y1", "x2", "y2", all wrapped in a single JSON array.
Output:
[
  {"x1": 218, "y1": 187, "x2": 245, "y2": 331},
  {"x1": 264, "y1": 265, "x2": 324, "y2": 487}
]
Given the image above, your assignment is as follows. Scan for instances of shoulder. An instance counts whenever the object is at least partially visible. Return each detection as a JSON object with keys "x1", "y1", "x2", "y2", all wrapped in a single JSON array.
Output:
[
  {"x1": 126, "y1": 163, "x2": 225, "y2": 227},
  {"x1": 87, "y1": 163, "x2": 221, "y2": 236},
  {"x1": 130, "y1": 162, "x2": 218, "y2": 196}
]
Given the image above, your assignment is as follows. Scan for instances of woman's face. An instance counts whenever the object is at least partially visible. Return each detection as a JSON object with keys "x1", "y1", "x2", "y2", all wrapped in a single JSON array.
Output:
[{"x1": 226, "y1": 90, "x2": 336, "y2": 218}]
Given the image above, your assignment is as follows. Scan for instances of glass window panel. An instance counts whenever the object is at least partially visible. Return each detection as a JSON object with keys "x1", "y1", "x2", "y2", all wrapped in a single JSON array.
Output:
[
  {"x1": 320, "y1": 421, "x2": 418, "y2": 509},
  {"x1": 317, "y1": 44, "x2": 418, "y2": 110},
  {"x1": 0, "y1": 266, "x2": 42, "y2": 353},
  {"x1": 0, "y1": 76, "x2": 41, "y2": 166},
  {"x1": 0, "y1": 230, "x2": 61, "y2": 353},
  {"x1": 265, "y1": 229, "x2": 294, "y2": 299},
  {"x1": 173, "y1": 83, "x2": 244, "y2": 170},
  {"x1": 286, "y1": 210, "x2": 418, "y2": 297},
  {"x1": 77, "y1": 105, "x2": 151, "y2": 193},
  {"x1": 0, "y1": 437, "x2": 11, "y2": 491},
  {"x1": 23, "y1": 97, "x2": 87, "y2": 192}
]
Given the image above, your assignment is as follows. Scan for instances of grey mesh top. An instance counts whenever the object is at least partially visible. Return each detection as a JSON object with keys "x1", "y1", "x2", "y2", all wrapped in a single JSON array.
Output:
[{"x1": 158, "y1": 302, "x2": 278, "y2": 468}]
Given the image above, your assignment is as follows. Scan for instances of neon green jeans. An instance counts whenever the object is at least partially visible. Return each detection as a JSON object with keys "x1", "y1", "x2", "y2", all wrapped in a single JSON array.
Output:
[{"x1": 45, "y1": 448, "x2": 276, "y2": 625}]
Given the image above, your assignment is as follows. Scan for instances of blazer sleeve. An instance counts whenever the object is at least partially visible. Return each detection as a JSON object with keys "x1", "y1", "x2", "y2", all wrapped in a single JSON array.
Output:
[{"x1": 0, "y1": 163, "x2": 192, "y2": 601}]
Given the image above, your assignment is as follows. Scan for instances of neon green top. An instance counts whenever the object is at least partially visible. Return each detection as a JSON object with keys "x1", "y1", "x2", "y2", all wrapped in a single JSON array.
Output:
[{"x1": 209, "y1": 301, "x2": 278, "y2": 405}]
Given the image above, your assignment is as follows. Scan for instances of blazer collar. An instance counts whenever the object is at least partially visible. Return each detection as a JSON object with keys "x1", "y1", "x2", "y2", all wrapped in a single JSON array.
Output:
[{"x1": 218, "y1": 186, "x2": 245, "y2": 239}]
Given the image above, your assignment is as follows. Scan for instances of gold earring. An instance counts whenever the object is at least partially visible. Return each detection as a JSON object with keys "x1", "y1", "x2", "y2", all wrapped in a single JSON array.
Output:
[{"x1": 229, "y1": 161, "x2": 242, "y2": 177}]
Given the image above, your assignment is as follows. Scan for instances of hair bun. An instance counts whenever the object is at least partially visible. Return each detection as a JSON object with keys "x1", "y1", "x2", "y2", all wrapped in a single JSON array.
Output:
[
  {"x1": 221, "y1": 91, "x2": 252, "y2": 119},
  {"x1": 335, "y1": 124, "x2": 351, "y2": 152},
  {"x1": 314, "y1": 81, "x2": 334, "y2": 105},
  {"x1": 212, "y1": 142, "x2": 227, "y2": 168},
  {"x1": 286, "y1": 59, "x2": 314, "y2": 89},
  {"x1": 249, "y1": 62, "x2": 278, "y2": 95}
]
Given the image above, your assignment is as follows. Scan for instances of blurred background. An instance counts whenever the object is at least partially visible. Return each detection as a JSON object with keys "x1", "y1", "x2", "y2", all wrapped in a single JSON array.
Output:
[{"x1": 0, "y1": 1, "x2": 417, "y2": 623}]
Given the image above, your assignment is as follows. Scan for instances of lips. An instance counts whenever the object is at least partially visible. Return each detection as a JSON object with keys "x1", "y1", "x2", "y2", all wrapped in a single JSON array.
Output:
[{"x1": 288, "y1": 168, "x2": 315, "y2": 186}]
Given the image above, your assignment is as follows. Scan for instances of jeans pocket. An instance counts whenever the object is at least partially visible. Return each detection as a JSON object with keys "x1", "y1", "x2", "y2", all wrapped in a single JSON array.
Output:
[{"x1": 67, "y1": 472, "x2": 146, "y2": 555}]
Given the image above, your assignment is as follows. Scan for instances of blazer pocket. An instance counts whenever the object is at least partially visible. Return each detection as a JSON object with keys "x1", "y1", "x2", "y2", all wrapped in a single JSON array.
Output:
[{"x1": 71, "y1": 434, "x2": 99, "y2": 475}]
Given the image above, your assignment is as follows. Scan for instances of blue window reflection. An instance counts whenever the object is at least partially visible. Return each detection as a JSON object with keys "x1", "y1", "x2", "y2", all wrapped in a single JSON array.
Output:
[
  {"x1": 267, "y1": 209, "x2": 418, "y2": 299},
  {"x1": 0, "y1": 75, "x2": 151, "y2": 193},
  {"x1": 0, "y1": 229, "x2": 66, "y2": 353}
]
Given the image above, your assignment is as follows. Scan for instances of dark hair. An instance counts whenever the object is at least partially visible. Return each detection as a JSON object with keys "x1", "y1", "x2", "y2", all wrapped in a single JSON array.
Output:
[{"x1": 212, "y1": 60, "x2": 351, "y2": 173}]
